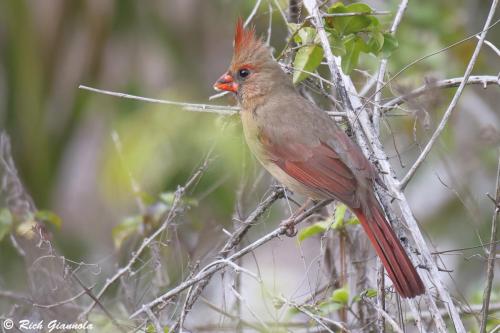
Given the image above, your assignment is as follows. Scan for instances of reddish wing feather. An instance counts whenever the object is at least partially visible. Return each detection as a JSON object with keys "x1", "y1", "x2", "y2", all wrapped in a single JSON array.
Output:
[{"x1": 261, "y1": 137, "x2": 358, "y2": 205}]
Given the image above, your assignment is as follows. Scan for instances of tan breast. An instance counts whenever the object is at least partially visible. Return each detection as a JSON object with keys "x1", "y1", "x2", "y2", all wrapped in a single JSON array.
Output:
[{"x1": 240, "y1": 110, "x2": 325, "y2": 200}]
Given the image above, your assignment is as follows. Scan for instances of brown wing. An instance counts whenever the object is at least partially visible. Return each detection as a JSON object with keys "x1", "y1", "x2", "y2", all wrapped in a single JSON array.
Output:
[{"x1": 260, "y1": 132, "x2": 360, "y2": 206}]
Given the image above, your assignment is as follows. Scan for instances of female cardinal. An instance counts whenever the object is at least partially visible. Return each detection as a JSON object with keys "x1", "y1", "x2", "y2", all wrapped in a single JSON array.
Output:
[{"x1": 214, "y1": 19, "x2": 424, "y2": 298}]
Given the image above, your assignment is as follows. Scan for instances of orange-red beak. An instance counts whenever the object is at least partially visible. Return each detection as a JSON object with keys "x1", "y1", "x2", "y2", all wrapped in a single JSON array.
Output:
[{"x1": 213, "y1": 72, "x2": 238, "y2": 93}]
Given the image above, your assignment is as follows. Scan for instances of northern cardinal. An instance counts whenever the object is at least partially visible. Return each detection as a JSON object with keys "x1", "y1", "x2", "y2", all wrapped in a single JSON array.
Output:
[{"x1": 214, "y1": 19, "x2": 424, "y2": 298}]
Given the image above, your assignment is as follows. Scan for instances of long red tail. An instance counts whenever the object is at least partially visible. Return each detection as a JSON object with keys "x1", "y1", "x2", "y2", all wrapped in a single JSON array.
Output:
[{"x1": 353, "y1": 195, "x2": 425, "y2": 298}]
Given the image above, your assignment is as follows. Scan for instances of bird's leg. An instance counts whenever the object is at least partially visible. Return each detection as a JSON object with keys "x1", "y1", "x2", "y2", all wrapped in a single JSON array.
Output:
[{"x1": 280, "y1": 198, "x2": 313, "y2": 237}]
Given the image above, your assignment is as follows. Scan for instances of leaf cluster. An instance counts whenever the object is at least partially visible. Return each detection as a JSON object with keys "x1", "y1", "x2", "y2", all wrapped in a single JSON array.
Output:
[{"x1": 291, "y1": 2, "x2": 399, "y2": 83}]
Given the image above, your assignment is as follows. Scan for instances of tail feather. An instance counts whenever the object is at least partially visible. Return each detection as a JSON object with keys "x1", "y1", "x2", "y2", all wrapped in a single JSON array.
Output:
[{"x1": 353, "y1": 195, "x2": 425, "y2": 298}]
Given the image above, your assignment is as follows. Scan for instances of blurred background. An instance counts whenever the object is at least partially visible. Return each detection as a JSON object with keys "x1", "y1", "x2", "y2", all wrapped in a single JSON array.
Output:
[{"x1": 0, "y1": 0, "x2": 498, "y2": 331}]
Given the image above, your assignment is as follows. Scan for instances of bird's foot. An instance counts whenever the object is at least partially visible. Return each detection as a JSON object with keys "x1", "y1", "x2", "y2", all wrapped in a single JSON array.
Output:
[{"x1": 279, "y1": 218, "x2": 297, "y2": 237}]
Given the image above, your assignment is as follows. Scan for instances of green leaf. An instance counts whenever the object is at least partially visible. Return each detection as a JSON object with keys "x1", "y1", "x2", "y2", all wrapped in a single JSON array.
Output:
[
  {"x1": 352, "y1": 295, "x2": 361, "y2": 303},
  {"x1": 297, "y1": 219, "x2": 332, "y2": 242},
  {"x1": 328, "y1": 2, "x2": 345, "y2": 12},
  {"x1": 331, "y1": 286, "x2": 349, "y2": 305},
  {"x1": 364, "y1": 288, "x2": 378, "y2": 298},
  {"x1": 35, "y1": 210, "x2": 62, "y2": 229},
  {"x1": 367, "y1": 16, "x2": 380, "y2": 28},
  {"x1": 0, "y1": 208, "x2": 13, "y2": 242},
  {"x1": 381, "y1": 33, "x2": 399, "y2": 57},
  {"x1": 345, "y1": 3, "x2": 372, "y2": 13},
  {"x1": 112, "y1": 215, "x2": 142, "y2": 248},
  {"x1": 294, "y1": 27, "x2": 317, "y2": 45},
  {"x1": 367, "y1": 31, "x2": 384, "y2": 54},
  {"x1": 327, "y1": 3, "x2": 373, "y2": 35},
  {"x1": 292, "y1": 45, "x2": 324, "y2": 84},
  {"x1": 146, "y1": 324, "x2": 155, "y2": 333},
  {"x1": 346, "y1": 216, "x2": 360, "y2": 225},
  {"x1": 318, "y1": 300, "x2": 343, "y2": 314},
  {"x1": 332, "y1": 204, "x2": 347, "y2": 229},
  {"x1": 341, "y1": 36, "x2": 364, "y2": 74},
  {"x1": 327, "y1": 32, "x2": 346, "y2": 56}
]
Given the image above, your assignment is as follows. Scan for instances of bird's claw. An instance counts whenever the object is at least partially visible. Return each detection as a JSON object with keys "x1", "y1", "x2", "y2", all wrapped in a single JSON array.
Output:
[{"x1": 280, "y1": 219, "x2": 297, "y2": 237}]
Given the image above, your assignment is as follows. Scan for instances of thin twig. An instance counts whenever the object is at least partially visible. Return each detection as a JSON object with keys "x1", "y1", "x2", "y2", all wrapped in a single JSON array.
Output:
[
  {"x1": 244, "y1": 0, "x2": 263, "y2": 27},
  {"x1": 477, "y1": 35, "x2": 500, "y2": 56},
  {"x1": 420, "y1": 302, "x2": 500, "y2": 320},
  {"x1": 79, "y1": 85, "x2": 238, "y2": 115},
  {"x1": 364, "y1": 297, "x2": 404, "y2": 333},
  {"x1": 281, "y1": 298, "x2": 346, "y2": 332},
  {"x1": 73, "y1": 275, "x2": 128, "y2": 333},
  {"x1": 376, "y1": 262, "x2": 386, "y2": 333},
  {"x1": 170, "y1": 187, "x2": 285, "y2": 329},
  {"x1": 372, "y1": 0, "x2": 409, "y2": 135},
  {"x1": 79, "y1": 160, "x2": 210, "y2": 319},
  {"x1": 479, "y1": 150, "x2": 500, "y2": 333},
  {"x1": 320, "y1": 10, "x2": 391, "y2": 17},
  {"x1": 382, "y1": 75, "x2": 500, "y2": 111},
  {"x1": 33, "y1": 285, "x2": 95, "y2": 309},
  {"x1": 399, "y1": 0, "x2": 499, "y2": 189},
  {"x1": 0, "y1": 290, "x2": 31, "y2": 303},
  {"x1": 143, "y1": 306, "x2": 163, "y2": 333},
  {"x1": 369, "y1": 18, "x2": 500, "y2": 108},
  {"x1": 129, "y1": 200, "x2": 331, "y2": 319}
]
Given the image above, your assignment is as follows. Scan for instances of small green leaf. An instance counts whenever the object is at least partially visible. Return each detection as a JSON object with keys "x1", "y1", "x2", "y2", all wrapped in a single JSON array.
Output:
[
  {"x1": 363, "y1": 288, "x2": 378, "y2": 298},
  {"x1": 146, "y1": 324, "x2": 155, "y2": 333},
  {"x1": 297, "y1": 219, "x2": 332, "y2": 242},
  {"x1": 327, "y1": 3, "x2": 373, "y2": 35},
  {"x1": 367, "y1": 16, "x2": 380, "y2": 28},
  {"x1": 292, "y1": 45, "x2": 324, "y2": 84},
  {"x1": 327, "y1": 32, "x2": 346, "y2": 56},
  {"x1": 332, "y1": 204, "x2": 347, "y2": 229},
  {"x1": 341, "y1": 36, "x2": 364, "y2": 74},
  {"x1": 328, "y1": 2, "x2": 345, "y2": 12},
  {"x1": 35, "y1": 210, "x2": 62, "y2": 229},
  {"x1": 288, "y1": 23, "x2": 301, "y2": 34},
  {"x1": 367, "y1": 31, "x2": 384, "y2": 54},
  {"x1": 344, "y1": 3, "x2": 372, "y2": 13},
  {"x1": 318, "y1": 300, "x2": 343, "y2": 314},
  {"x1": 381, "y1": 33, "x2": 399, "y2": 57},
  {"x1": 112, "y1": 216, "x2": 142, "y2": 249},
  {"x1": 331, "y1": 286, "x2": 349, "y2": 305},
  {"x1": 294, "y1": 27, "x2": 317, "y2": 45},
  {"x1": 346, "y1": 216, "x2": 360, "y2": 225},
  {"x1": 352, "y1": 295, "x2": 361, "y2": 303},
  {"x1": 0, "y1": 209, "x2": 13, "y2": 242}
]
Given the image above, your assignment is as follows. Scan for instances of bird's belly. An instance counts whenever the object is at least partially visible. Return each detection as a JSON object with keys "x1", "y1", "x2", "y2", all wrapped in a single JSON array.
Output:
[{"x1": 262, "y1": 161, "x2": 327, "y2": 200}]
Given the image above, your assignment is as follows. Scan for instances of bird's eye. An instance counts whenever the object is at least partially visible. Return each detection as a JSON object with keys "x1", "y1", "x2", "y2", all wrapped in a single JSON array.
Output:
[{"x1": 238, "y1": 68, "x2": 250, "y2": 79}]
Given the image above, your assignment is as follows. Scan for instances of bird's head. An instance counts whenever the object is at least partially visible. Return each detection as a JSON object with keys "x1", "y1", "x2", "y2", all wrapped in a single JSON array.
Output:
[{"x1": 213, "y1": 18, "x2": 291, "y2": 104}]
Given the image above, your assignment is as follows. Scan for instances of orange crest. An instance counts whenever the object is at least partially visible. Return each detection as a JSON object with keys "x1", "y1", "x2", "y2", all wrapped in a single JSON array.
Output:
[{"x1": 234, "y1": 17, "x2": 257, "y2": 57}]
